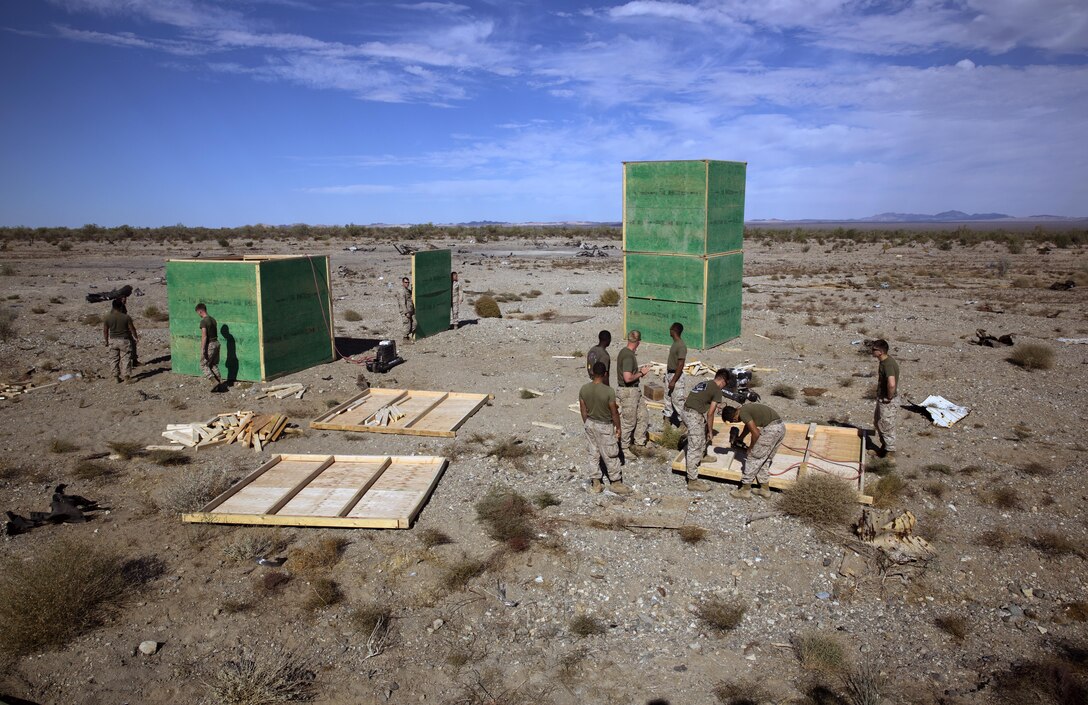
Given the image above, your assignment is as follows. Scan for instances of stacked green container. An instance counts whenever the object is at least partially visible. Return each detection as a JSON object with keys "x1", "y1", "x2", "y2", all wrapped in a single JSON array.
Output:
[
  {"x1": 622, "y1": 160, "x2": 745, "y2": 349},
  {"x1": 166, "y1": 255, "x2": 335, "y2": 382}
]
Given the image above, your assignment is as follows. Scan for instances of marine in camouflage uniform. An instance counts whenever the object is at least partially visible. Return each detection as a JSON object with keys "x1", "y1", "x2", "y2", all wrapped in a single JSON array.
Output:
[
  {"x1": 615, "y1": 330, "x2": 650, "y2": 450},
  {"x1": 724, "y1": 403, "x2": 785, "y2": 500},
  {"x1": 662, "y1": 322, "x2": 688, "y2": 424},
  {"x1": 397, "y1": 276, "x2": 415, "y2": 340},
  {"x1": 579, "y1": 362, "x2": 629, "y2": 495}
]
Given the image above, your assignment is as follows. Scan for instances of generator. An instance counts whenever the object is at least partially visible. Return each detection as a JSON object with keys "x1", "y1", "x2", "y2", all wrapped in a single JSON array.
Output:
[
  {"x1": 722, "y1": 366, "x2": 760, "y2": 404},
  {"x1": 365, "y1": 340, "x2": 404, "y2": 373}
]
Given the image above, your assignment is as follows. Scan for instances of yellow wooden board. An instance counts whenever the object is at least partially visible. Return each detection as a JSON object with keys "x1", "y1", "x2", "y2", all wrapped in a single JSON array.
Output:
[
  {"x1": 670, "y1": 420, "x2": 872, "y2": 503},
  {"x1": 181, "y1": 454, "x2": 448, "y2": 529},
  {"x1": 311, "y1": 388, "x2": 492, "y2": 437}
]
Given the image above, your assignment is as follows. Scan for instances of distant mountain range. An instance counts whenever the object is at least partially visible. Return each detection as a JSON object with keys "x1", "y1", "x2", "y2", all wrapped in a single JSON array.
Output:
[{"x1": 752, "y1": 211, "x2": 1085, "y2": 224}]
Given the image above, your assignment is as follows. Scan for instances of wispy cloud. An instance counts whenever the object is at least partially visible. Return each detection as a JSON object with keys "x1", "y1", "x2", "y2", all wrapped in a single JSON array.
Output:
[{"x1": 395, "y1": 2, "x2": 470, "y2": 13}]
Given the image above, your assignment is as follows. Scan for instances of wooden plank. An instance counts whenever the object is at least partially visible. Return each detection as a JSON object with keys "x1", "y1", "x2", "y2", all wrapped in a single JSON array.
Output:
[
  {"x1": 199, "y1": 455, "x2": 284, "y2": 513},
  {"x1": 264, "y1": 455, "x2": 336, "y2": 515},
  {"x1": 402, "y1": 392, "x2": 449, "y2": 429},
  {"x1": 314, "y1": 388, "x2": 372, "y2": 421},
  {"x1": 334, "y1": 457, "x2": 393, "y2": 517},
  {"x1": 310, "y1": 388, "x2": 490, "y2": 438}
]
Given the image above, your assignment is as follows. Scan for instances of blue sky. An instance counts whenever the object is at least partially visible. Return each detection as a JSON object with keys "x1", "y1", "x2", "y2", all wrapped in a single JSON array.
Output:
[{"x1": 1, "y1": 0, "x2": 1086, "y2": 227}]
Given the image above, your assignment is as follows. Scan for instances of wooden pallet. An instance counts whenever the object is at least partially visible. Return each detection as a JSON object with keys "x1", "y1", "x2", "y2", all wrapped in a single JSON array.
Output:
[
  {"x1": 670, "y1": 420, "x2": 872, "y2": 503},
  {"x1": 311, "y1": 388, "x2": 491, "y2": 438},
  {"x1": 181, "y1": 454, "x2": 448, "y2": 529}
]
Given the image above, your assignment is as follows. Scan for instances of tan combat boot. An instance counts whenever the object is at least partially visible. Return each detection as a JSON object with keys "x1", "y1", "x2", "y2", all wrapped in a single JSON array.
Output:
[
  {"x1": 589, "y1": 479, "x2": 603, "y2": 494},
  {"x1": 610, "y1": 481, "x2": 633, "y2": 496},
  {"x1": 753, "y1": 484, "x2": 773, "y2": 499},
  {"x1": 730, "y1": 483, "x2": 753, "y2": 500},
  {"x1": 686, "y1": 478, "x2": 712, "y2": 492}
]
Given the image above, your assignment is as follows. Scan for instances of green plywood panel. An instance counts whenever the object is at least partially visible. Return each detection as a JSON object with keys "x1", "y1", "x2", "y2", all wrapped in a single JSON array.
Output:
[
  {"x1": 259, "y1": 256, "x2": 335, "y2": 379},
  {"x1": 412, "y1": 249, "x2": 452, "y2": 340},
  {"x1": 624, "y1": 161, "x2": 708, "y2": 256},
  {"x1": 625, "y1": 297, "x2": 705, "y2": 349},
  {"x1": 167, "y1": 261, "x2": 262, "y2": 381},
  {"x1": 625, "y1": 253, "x2": 706, "y2": 303},
  {"x1": 706, "y1": 161, "x2": 746, "y2": 254},
  {"x1": 705, "y1": 252, "x2": 743, "y2": 346}
]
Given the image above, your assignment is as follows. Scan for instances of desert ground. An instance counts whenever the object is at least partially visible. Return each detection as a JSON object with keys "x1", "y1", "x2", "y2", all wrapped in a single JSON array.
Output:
[{"x1": 0, "y1": 229, "x2": 1086, "y2": 705}]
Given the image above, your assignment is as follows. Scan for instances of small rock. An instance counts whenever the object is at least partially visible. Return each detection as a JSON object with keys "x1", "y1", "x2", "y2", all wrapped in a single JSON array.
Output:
[
  {"x1": 822, "y1": 557, "x2": 832, "y2": 567},
  {"x1": 672, "y1": 664, "x2": 687, "y2": 672},
  {"x1": 138, "y1": 640, "x2": 159, "y2": 656},
  {"x1": 432, "y1": 618, "x2": 444, "y2": 631},
  {"x1": 816, "y1": 591, "x2": 831, "y2": 600}
]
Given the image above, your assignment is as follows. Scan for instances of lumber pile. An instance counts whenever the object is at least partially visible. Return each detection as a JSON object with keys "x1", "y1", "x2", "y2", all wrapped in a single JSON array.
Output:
[
  {"x1": 158, "y1": 411, "x2": 296, "y2": 452},
  {"x1": 364, "y1": 403, "x2": 406, "y2": 427},
  {"x1": 647, "y1": 360, "x2": 716, "y2": 377},
  {"x1": 253, "y1": 383, "x2": 307, "y2": 400}
]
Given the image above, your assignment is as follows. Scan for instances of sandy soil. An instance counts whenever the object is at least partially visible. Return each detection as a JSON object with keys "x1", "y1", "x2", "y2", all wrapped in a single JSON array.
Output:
[{"x1": 0, "y1": 234, "x2": 1085, "y2": 705}]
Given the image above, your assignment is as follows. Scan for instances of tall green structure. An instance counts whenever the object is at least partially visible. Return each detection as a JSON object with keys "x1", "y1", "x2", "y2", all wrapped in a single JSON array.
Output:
[
  {"x1": 411, "y1": 249, "x2": 452, "y2": 340},
  {"x1": 166, "y1": 255, "x2": 335, "y2": 382},
  {"x1": 623, "y1": 159, "x2": 746, "y2": 349}
]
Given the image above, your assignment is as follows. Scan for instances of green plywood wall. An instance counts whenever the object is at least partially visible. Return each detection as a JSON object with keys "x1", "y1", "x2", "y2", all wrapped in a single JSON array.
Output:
[
  {"x1": 167, "y1": 260, "x2": 263, "y2": 380},
  {"x1": 625, "y1": 297, "x2": 706, "y2": 349},
  {"x1": 705, "y1": 252, "x2": 743, "y2": 344},
  {"x1": 412, "y1": 249, "x2": 452, "y2": 340},
  {"x1": 167, "y1": 256, "x2": 334, "y2": 382},
  {"x1": 624, "y1": 160, "x2": 746, "y2": 256},
  {"x1": 625, "y1": 253, "x2": 705, "y2": 303},
  {"x1": 259, "y1": 256, "x2": 335, "y2": 379}
]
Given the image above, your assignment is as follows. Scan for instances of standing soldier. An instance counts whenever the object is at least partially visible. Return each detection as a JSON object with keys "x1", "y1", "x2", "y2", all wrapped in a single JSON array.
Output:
[
  {"x1": 680, "y1": 369, "x2": 727, "y2": 492},
  {"x1": 586, "y1": 330, "x2": 612, "y2": 383},
  {"x1": 723, "y1": 402, "x2": 786, "y2": 499},
  {"x1": 103, "y1": 298, "x2": 138, "y2": 383},
  {"x1": 615, "y1": 330, "x2": 651, "y2": 451},
  {"x1": 579, "y1": 362, "x2": 630, "y2": 495},
  {"x1": 662, "y1": 322, "x2": 687, "y2": 425},
  {"x1": 117, "y1": 292, "x2": 141, "y2": 368},
  {"x1": 195, "y1": 303, "x2": 222, "y2": 392},
  {"x1": 871, "y1": 339, "x2": 900, "y2": 459},
  {"x1": 450, "y1": 271, "x2": 462, "y2": 329},
  {"x1": 397, "y1": 276, "x2": 415, "y2": 341}
]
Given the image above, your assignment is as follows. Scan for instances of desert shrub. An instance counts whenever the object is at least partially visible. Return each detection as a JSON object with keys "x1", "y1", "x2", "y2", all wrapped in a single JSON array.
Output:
[
  {"x1": 303, "y1": 577, "x2": 343, "y2": 611},
  {"x1": 569, "y1": 614, "x2": 607, "y2": 637},
  {"x1": 49, "y1": 438, "x2": 79, "y2": 453},
  {"x1": 569, "y1": 289, "x2": 589, "y2": 295},
  {"x1": 924, "y1": 463, "x2": 953, "y2": 475},
  {"x1": 1011, "y1": 275, "x2": 1035, "y2": 288},
  {"x1": 287, "y1": 537, "x2": 347, "y2": 577},
  {"x1": 1063, "y1": 602, "x2": 1088, "y2": 622},
  {"x1": 1012, "y1": 423, "x2": 1034, "y2": 441},
  {"x1": 794, "y1": 630, "x2": 849, "y2": 675},
  {"x1": 993, "y1": 645, "x2": 1088, "y2": 705},
  {"x1": 350, "y1": 605, "x2": 392, "y2": 635},
  {"x1": 73, "y1": 459, "x2": 114, "y2": 481},
  {"x1": 417, "y1": 528, "x2": 454, "y2": 548},
  {"x1": 0, "y1": 307, "x2": 16, "y2": 341},
  {"x1": 208, "y1": 644, "x2": 316, "y2": 705},
  {"x1": 82, "y1": 313, "x2": 102, "y2": 326},
  {"x1": 934, "y1": 614, "x2": 969, "y2": 641},
  {"x1": 1029, "y1": 532, "x2": 1080, "y2": 558},
  {"x1": 924, "y1": 481, "x2": 946, "y2": 499},
  {"x1": 158, "y1": 468, "x2": 234, "y2": 513},
  {"x1": 694, "y1": 596, "x2": 746, "y2": 632},
  {"x1": 254, "y1": 571, "x2": 291, "y2": 595},
  {"x1": 518, "y1": 389, "x2": 538, "y2": 399},
  {"x1": 476, "y1": 485, "x2": 535, "y2": 551},
  {"x1": 342, "y1": 309, "x2": 362, "y2": 322},
  {"x1": 843, "y1": 661, "x2": 886, "y2": 705},
  {"x1": 712, "y1": 678, "x2": 773, "y2": 705},
  {"x1": 532, "y1": 491, "x2": 561, "y2": 509},
  {"x1": 107, "y1": 440, "x2": 145, "y2": 460},
  {"x1": 593, "y1": 288, "x2": 620, "y2": 307},
  {"x1": 1020, "y1": 461, "x2": 1051, "y2": 477},
  {"x1": 679, "y1": 525, "x2": 707, "y2": 544},
  {"x1": 0, "y1": 539, "x2": 129, "y2": 655},
  {"x1": 989, "y1": 486, "x2": 1023, "y2": 510},
  {"x1": 977, "y1": 528, "x2": 1012, "y2": 550},
  {"x1": 485, "y1": 437, "x2": 531, "y2": 467},
  {"x1": 442, "y1": 556, "x2": 487, "y2": 590},
  {"x1": 144, "y1": 305, "x2": 169, "y2": 322},
  {"x1": 771, "y1": 384, "x2": 797, "y2": 400},
  {"x1": 657, "y1": 424, "x2": 684, "y2": 450},
  {"x1": 1009, "y1": 343, "x2": 1054, "y2": 371},
  {"x1": 223, "y1": 529, "x2": 291, "y2": 562},
  {"x1": 217, "y1": 238, "x2": 230, "y2": 247},
  {"x1": 778, "y1": 474, "x2": 857, "y2": 526},
  {"x1": 866, "y1": 456, "x2": 895, "y2": 475},
  {"x1": 474, "y1": 295, "x2": 501, "y2": 318}
]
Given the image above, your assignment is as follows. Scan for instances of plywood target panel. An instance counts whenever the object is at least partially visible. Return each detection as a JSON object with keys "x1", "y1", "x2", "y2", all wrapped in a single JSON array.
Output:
[
  {"x1": 181, "y1": 454, "x2": 448, "y2": 529},
  {"x1": 670, "y1": 420, "x2": 871, "y2": 502},
  {"x1": 310, "y1": 388, "x2": 492, "y2": 437}
]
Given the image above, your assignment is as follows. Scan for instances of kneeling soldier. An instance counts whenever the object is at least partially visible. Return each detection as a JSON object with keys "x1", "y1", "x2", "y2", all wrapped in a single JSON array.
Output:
[
  {"x1": 722, "y1": 403, "x2": 786, "y2": 499},
  {"x1": 579, "y1": 361, "x2": 630, "y2": 495}
]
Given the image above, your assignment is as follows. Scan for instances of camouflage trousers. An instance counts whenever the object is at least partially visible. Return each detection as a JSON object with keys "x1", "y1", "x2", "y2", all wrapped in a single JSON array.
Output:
[
  {"x1": 109, "y1": 337, "x2": 132, "y2": 381},
  {"x1": 402, "y1": 313, "x2": 415, "y2": 339},
  {"x1": 681, "y1": 406, "x2": 707, "y2": 480},
  {"x1": 616, "y1": 386, "x2": 648, "y2": 450},
  {"x1": 874, "y1": 398, "x2": 898, "y2": 452},
  {"x1": 451, "y1": 300, "x2": 459, "y2": 326},
  {"x1": 742, "y1": 420, "x2": 785, "y2": 485},
  {"x1": 201, "y1": 339, "x2": 221, "y2": 381},
  {"x1": 662, "y1": 371, "x2": 687, "y2": 419},
  {"x1": 583, "y1": 418, "x2": 621, "y2": 482}
]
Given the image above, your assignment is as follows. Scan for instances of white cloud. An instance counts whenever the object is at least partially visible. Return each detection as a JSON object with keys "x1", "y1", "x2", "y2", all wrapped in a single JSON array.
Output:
[{"x1": 395, "y1": 2, "x2": 470, "y2": 13}]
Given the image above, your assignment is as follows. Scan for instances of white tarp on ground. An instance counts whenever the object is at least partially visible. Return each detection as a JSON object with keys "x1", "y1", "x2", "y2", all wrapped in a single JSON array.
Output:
[
  {"x1": 918, "y1": 395, "x2": 970, "y2": 428},
  {"x1": 1057, "y1": 337, "x2": 1088, "y2": 344}
]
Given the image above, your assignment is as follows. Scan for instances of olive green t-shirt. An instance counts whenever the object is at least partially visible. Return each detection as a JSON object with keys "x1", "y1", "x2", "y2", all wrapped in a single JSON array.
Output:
[
  {"x1": 738, "y1": 403, "x2": 781, "y2": 428},
  {"x1": 667, "y1": 339, "x2": 687, "y2": 372},
  {"x1": 586, "y1": 344, "x2": 611, "y2": 381},
  {"x1": 200, "y1": 315, "x2": 219, "y2": 341},
  {"x1": 579, "y1": 381, "x2": 616, "y2": 423},
  {"x1": 616, "y1": 347, "x2": 639, "y2": 388},
  {"x1": 104, "y1": 310, "x2": 132, "y2": 338},
  {"x1": 878, "y1": 357, "x2": 900, "y2": 399},
  {"x1": 684, "y1": 381, "x2": 723, "y2": 414}
]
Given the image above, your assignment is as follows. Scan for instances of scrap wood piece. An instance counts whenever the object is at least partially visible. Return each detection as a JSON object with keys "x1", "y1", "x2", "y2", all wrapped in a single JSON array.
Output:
[
  {"x1": 916, "y1": 395, "x2": 969, "y2": 427},
  {"x1": 520, "y1": 388, "x2": 545, "y2": 397},
  {"x1": 855, "y1": 509, "x2": 936, "y2": 564},
  {"x1": 531, "y1": 421, "x2": 563, "y2": 431}
]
